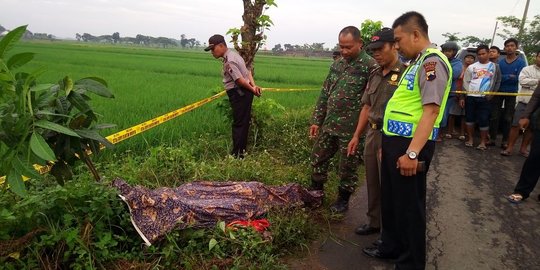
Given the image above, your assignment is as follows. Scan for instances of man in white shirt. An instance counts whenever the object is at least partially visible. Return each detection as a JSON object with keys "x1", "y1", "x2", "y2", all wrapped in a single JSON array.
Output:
[{"x1": 461, "y1": 45, "x2": 501, "y2": 149}]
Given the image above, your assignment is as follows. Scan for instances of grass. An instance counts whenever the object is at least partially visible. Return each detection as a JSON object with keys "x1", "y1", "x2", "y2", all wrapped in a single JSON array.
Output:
[{"x1": 12, "y1": 41, "x2": 329, "y2": 153}]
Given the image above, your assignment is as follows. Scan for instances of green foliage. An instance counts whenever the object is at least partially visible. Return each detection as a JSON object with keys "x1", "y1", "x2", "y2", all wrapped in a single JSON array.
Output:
[
  {"x1": 0, "y1": 25, "x2": 115, "y2": 194},
  {"x1": 360, "y1": 19, "x2": 383, "y2": 44},
  {"x1": 0, "y1": 178, "x2": 143, "y2": 269},
  {"x1": 460, "y1": 36, "x2": 492, "y2": 47},
  {"x1": 442, "y1": 32, "x2": 461, "y2": 42},
  {"x1": 214, "y1": 90, "x2": 286, "y2": 147},
  {"x1": 497, "y1": 14, "x2": 540, "y2": 57}
]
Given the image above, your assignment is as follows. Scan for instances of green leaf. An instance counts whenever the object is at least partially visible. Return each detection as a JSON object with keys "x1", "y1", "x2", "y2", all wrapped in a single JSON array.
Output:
[
  {"x1": 74, "y1": 78, "x2": 114, "y2": 98},
  {"x1": 34, "y1": 120, "x2": 81, "y2": 137},
  {"x1": 62, "y1": 76, "x2": 74, "y2": 95},
  {"x1": 218, "y1": 221, "x2": 226, "y2": 233},
  {"x1": 94, "y1": 123, "x2": 116, "y2": 130},
  {"x1": 7, "y1": 169, "x2": 27, "y2": 197},
  {"x1": 35, "y1": 110, "x2": 71, "y2": 119},
  {"x1": 208, "y1": 238, "x2": 218, "y2": 251},
  {"x1": 30, "y1": 83, "x2": 54, "y2": 92},
  {"x1": 82, "y1": 76, "x2": 108, "y2": 87},
  {"x1": 7, "y1": 52, "x2": 35, "y2": 69},
  {"x1": 68, "y1": 91, "x2": 92, "y2": 114},
  {"x1": 30, "y1": 132, "x2": 57, "y2": 161},
  {"x1": 74, "y1": 129, "x2": 113, "y2": 148},
  {"x1": 0, "y1": 25, "x2": 27, "y2": 58},
  {"x1": 0, "y1": 72, "x2": 14, "y2": 82},
  {"x1": 12, "y1": 155, "x2": 42, "y2": 179}
]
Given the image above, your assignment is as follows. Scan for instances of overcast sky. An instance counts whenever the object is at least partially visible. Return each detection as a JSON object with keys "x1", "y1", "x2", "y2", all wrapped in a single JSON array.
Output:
[{"x1": 1, "y1": 0, "x2": 537, "y2": 49}]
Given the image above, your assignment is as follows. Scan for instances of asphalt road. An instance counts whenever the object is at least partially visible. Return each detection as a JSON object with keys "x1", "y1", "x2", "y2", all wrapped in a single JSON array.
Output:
[{"x1": 289, "y1": 138, "x2": 540, "y2": 270}]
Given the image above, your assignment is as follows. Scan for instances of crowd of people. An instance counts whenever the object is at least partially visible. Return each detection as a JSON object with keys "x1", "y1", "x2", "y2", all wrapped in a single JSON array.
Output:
[{"x1": 204, "y1": 10, "x2": 539, "y2": 270}]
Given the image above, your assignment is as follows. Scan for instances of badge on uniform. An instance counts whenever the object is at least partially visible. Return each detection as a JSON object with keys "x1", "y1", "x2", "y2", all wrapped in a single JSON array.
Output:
[
  {"x1": 423, "y1": 61, "x2": 437, "y2": 81},
  {"x1": 388, "y1": 74, "x2": 399, "y2": 85}
]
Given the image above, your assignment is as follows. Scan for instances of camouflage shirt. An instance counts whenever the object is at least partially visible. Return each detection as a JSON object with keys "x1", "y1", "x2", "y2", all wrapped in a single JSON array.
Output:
[{"x1": 311, "y1": 50, "x2": 377, "y2": 137}]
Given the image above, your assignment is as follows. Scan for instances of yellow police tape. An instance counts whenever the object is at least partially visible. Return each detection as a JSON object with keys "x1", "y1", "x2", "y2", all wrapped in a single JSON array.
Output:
[
  {"x1": 453, "y1": 91, "x2": 533, "y2": 96},
  {"x1": 3, "y1": 87, "x2": 530, "y2": 185},
  {"x1": 0, "y1": 87, "x2": 319, "y2": 185}
]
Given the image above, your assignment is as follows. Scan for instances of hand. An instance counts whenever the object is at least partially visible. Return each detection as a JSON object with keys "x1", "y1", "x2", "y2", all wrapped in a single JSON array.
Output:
[
  {"x1": 253, "y1": 86, "x2": 262, "y2": 97},
  {"x1": 347, "y1": 136, "x2": 359, "y2": 156},
  {"x1": 519, "y1": 118, "x2": 530, "y2": 130},
  {"x1": 309, "y1": 125, "x2": 319, "y2": 139},
  {"x1": 459, "y1": 99, "x2": 465, "y2": 108},
  {"x1": 396, "y1": 154, "x2": 418, "y2": 176}
]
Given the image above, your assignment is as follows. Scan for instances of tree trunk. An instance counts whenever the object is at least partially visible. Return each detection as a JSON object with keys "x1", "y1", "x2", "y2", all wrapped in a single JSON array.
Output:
[{"x1": 232, "y1": 0, "x2": 267, "y2": 73}]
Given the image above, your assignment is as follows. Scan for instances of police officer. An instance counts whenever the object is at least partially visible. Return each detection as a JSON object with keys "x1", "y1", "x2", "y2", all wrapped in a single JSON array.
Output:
[
  {"x1": 205, "y1": 34, "x2": 261, "y2": 158},
  {"x1": 361, "y1": 12, "x2": 452, "y2": 270},
  {"x1": 347, "y1": 28, "x2": 406, "y2": 236},
  {"x1": 309, "y1": 26, "x2": 377, "y2": 213}
]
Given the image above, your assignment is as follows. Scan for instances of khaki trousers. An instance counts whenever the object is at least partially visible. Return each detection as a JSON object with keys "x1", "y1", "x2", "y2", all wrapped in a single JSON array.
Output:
[{"x1": 363, "y1": 127, "x2": 382, "y2": 228}]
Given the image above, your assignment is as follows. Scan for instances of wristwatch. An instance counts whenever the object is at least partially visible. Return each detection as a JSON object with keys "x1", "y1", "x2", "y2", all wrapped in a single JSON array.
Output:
[{"x1": 406, "y1": 150, "x2": 418, "y2": 160}]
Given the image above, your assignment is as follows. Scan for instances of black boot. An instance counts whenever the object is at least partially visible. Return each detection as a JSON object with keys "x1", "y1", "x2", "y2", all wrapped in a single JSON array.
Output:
[
  {"x1": 329, "y1": 188, "x2": 352, "y2": 213},
  {"x1": 309, "y1": 181, "x2": 324, "y2": 191}
]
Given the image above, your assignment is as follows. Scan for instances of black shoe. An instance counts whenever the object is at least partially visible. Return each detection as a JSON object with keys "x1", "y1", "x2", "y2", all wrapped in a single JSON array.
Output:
[
  {"x1": 372, "y1": 239, "x2": 383, "y2": 247},
  {"x1": 362, "y1": 247, "x2": 397, "y2": 260},
  {"x1": 329, "y1": 199, "x2": 349, "y2": 213},
  {"x1": 355, "y1": 224, "x2": 380, "y2": 235},
  {"x1": 329, "y1": 188, "x2": 352, "y2": 213}
]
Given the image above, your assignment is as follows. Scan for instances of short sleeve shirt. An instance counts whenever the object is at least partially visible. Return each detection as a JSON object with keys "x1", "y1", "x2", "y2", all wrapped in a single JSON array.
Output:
[
  {"x1": 416, "y1": 47, "x2": 450, "y2": 106},
  {"x1": 222, "y1": 49, "x2": 251, "y2": 90},
  {"x1": 361, "y1": 60, "x2": 406, "y2": 125}
]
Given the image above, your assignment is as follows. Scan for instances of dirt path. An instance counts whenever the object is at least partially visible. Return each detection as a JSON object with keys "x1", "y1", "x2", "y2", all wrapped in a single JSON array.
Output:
[{"x1": 288, "y1": 139, "x2": 540, "y2": 270}]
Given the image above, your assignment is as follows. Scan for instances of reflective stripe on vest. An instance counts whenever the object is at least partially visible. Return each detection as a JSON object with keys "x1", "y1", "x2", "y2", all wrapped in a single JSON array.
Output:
[{"x1": 382, "y1": 48, "x2": 452, "y2": 140}]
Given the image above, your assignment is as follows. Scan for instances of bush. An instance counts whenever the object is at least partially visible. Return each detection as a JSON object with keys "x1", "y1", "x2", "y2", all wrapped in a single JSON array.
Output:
[{"x1": 0, "y1": 177, "x2": 143, "y2": 269}]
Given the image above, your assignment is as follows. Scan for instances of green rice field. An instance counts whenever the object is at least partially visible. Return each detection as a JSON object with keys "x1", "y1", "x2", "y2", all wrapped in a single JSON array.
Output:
[{"x1": 13, "y1": 41, "x2": 331, "y2": 153}]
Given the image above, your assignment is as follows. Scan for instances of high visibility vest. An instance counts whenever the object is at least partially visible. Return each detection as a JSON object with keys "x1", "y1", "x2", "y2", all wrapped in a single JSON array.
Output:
[{"x1": 382, "y1": 48, "x2": 452, "y2": 140}]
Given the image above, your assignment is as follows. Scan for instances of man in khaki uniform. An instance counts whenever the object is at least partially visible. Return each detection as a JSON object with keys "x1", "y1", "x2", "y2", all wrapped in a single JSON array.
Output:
[
  {"x1": 205, "y1": 34, "x2": 261, "y2": 158},
  {"x1": 347, "y1": 28, "x2": 406, "y2": 236}
]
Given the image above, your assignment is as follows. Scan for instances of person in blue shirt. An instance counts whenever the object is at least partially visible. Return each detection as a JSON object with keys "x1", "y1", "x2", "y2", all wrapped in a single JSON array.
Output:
[
  {"x1": 489, "y1": 38, "x2": 527, "y2": 148},
  {"x1": 439, "y1": 41, "x2": 463, "y2": 140}
]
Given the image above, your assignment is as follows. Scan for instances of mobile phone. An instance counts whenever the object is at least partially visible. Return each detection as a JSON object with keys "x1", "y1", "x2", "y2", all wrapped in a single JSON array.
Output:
[{"x1": 417, "y1": 161, "x2": 425, "y2": 173}]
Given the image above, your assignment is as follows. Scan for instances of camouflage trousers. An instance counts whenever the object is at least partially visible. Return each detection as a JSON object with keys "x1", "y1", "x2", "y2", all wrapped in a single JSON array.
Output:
[{"x1": 311, "y1": 131, "x2": 364, "y2": 193}]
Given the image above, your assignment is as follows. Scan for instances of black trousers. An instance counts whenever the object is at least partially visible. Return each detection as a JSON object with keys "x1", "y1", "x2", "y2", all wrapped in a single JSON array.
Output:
[
  {"x1": 227, "y1": 88, "x2": 254, "y2": 157},
  {"x1": 514, "y1": 129, "x2": 540, "y2": 199},
  {"x1": 379, "y1": 135, "x2": 435, "y2": 270},
  {"x1": 489, "y1": 95, "x2": 516, "y2": 142}
]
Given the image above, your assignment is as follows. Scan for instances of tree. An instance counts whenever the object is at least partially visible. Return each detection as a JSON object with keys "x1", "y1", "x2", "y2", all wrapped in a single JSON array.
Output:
[
  {"x1": 228, "y1": 0, "x2": 277, "y2": 71},
  {"x1": 81, "y1": 33, "x2": 96, "y2": 42},
  {"x1": 112, "y1": 32, "x2": 120, "y2": 43},
  {"x1": 271, "y1": 43, "x2": 283, "y2": 53},
  {"x1": 461, "y1": 36, "x2": 491, "y2": 47},
  {"x1": 75, "y1": 33, "x2": 82, "y2": 41},
  {"x1": 360, "y1": 19, "x2": 383, "y2": 44},
  {"x1": 283, "y1": 43, "x2": 293, "y2": 51},
  {"x1": 442, "y1": 32, "x2": 461, "y2": 42},
  {"x1": 497, "y1": 14, "x2": 540, "y2": 57}
]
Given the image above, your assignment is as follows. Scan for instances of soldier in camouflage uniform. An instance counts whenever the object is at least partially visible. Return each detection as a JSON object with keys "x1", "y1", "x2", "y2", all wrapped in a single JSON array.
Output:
[{"x1": 309, "y1": 26, "x2": 378, "y2": 213}]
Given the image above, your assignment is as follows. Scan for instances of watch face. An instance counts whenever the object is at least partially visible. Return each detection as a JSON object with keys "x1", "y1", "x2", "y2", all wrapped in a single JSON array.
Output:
[{"x1": 408, "y1": 151, "x2": 417, "y2": 159}]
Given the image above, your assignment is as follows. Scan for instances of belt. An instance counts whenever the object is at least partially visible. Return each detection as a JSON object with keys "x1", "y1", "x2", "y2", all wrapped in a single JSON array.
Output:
[{"x1": 370, "y1": 122, "x2": 382, "y2": 130}]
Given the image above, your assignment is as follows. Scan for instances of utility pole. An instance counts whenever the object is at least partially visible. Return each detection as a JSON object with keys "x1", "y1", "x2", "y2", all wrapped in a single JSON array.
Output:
[
  {"x1": 518, "y1": 0, "x2": 530, "y2": 40},
  {"x1": 490, "y1": 20, "x2": 498, "y2": 47}
]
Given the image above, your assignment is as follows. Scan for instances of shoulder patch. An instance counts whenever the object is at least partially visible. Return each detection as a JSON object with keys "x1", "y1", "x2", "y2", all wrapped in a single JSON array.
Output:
[{"x1": 423, "y1": 61, "x2": 437, "y2": 81}]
